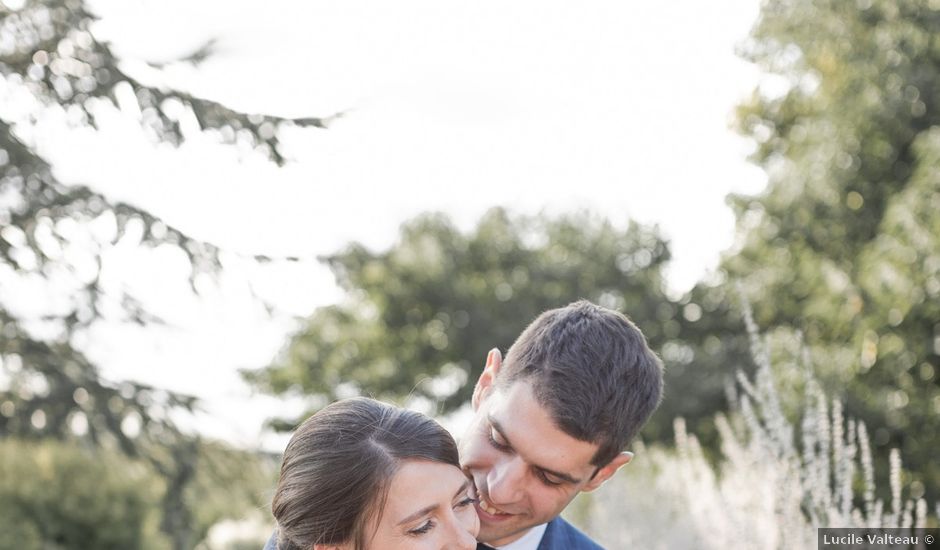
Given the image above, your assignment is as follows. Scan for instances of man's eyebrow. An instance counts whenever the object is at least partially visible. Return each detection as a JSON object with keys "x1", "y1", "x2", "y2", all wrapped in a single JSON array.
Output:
[
  {"x1": 488, "y1": 415, "x2": 583, "y2": 485},
  {"x1": 396, "y1": 480, "x2": 471, "y2": 526}
]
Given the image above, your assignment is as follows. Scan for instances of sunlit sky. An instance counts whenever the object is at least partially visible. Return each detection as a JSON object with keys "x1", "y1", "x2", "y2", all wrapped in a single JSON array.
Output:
[{"x1": 14, "y1": 0, "x2": 767, "y2": 449}]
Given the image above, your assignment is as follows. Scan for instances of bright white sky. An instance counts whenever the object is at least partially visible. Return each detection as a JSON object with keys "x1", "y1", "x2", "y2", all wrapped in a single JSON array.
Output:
[{"x1": 9, "y1": 0, "x2": 767, "y2": 450}]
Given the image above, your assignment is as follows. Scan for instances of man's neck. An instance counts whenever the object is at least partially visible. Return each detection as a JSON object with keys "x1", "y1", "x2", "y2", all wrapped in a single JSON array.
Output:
[{"x1": 484, "y1": 523, "x2": 548, "y2": 550}]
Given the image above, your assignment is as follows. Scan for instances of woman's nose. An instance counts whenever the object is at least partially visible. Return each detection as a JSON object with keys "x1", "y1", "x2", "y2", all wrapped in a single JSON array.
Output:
[
  {"x1": 450, "y1": 522, "x2": 478, "y2": 550},
  {"x1": 445, "y1": 508, "x2": 479, "y2": 550}
]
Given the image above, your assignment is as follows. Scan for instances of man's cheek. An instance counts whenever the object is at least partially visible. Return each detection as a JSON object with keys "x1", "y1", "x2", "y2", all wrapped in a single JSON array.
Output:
[
  {"x1": 463, "y1": 443, "x2": 496, "y2": 471},
  {"x1": 466, "y1": 441, "x2": 488, "y2": 462},
  {"x1": 458, "y1": 440, "x2": 482, "y2": 465}
]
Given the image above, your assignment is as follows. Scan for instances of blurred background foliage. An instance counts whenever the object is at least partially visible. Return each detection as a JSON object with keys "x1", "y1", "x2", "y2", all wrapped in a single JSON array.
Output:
[
  {"x1": 0, "y1": 438, "x2": 276, "y2": 550},
  {"x1": 246, "y1": 0, "x2": 940, "y2": 501},
  {"x1": 1, "y1": 0, "x2": 939, "y2": 546},
  {"x1": 0, "y1": 438, "x2": 160, "y2": 550},
  {"x1": 245, "y1": 209, "x2": 680, "y2": 420},
  {"x1": 1, "y1": 0, "x2": 302, "y2": 547},
  {"x1": 726, "y1": 0, "x2": 940, "y2": 500}
]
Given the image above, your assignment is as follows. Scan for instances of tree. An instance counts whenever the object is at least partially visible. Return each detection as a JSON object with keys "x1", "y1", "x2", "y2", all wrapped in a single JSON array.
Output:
[
  {"x1": 246, "y1": 208, "x2": 730, "y2": 442},
  {"x1": 0, "y1": 438, "x2": 162, "y2": 550},
  {"x1": 722, "y1": 0, "x2": 940, "y2": 497},
  {"x1": 1, "y1": 0, "x2": 325, "y2": 546}
]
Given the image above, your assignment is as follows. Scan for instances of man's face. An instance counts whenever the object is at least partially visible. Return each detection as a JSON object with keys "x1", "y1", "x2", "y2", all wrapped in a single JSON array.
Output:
[{"x1": 458, "y1": 352, "x2": 629, "y2": 546}]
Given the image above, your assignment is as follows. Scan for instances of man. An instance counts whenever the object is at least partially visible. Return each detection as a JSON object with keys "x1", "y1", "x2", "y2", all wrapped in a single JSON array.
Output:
[
  {"x1": 461, "y1": 299, "x2": 662, "y2": 549},
  {"x1": 265, "y1": 300, "x2": 663, "y2": 549}
]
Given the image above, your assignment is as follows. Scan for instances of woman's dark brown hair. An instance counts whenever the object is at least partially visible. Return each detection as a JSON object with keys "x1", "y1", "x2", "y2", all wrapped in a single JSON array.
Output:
[{"x1": 272, "y1": 397, "x2": 460, "y2": 550}]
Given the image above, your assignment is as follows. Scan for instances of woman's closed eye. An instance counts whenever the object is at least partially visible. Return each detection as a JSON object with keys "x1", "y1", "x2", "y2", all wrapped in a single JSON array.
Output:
[
  {"x1": 408, "y1": 520, "x2": 435, "y2": 536},
  {"x1": 407, "y1": 497, "x2": 477, "y2": 536},
  {"x1": 456, "y1": 496, "x2": 477, "y2": 509}
]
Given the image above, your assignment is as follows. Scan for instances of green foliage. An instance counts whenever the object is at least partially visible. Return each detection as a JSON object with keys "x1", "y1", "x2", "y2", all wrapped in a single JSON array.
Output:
[
  {"x1": 0, "y1": 437, "x2": 276, "y2": 550},
  {"x1": 0, "y1": 0, "x2": 325, "y2": 450},
  {"x1": 0, "y1": 438, "x2": 166, "y2": 550},
  {"x1": 1, "y1": 1, "x2": 321, "y2": 546},
  {"x1": 245, "y1": 208, "x2": 745, "y2": 445},
  {"x1": 246, "y1": 208, "x2": 704, "y2": 429},
  {"x1": 185, "y1": 441, "x2": 279, "y2": 547},
  {"x1": 575, "y1": 314, "x2": 939, "y2": 550},
  {"x1": 132, "y1": 437, "x2": 276, "y2": 550},
  {"x1": 0, "y1": 0, "x2": 330, "y2": 164},
  {"x1": 723, "y1": 0, "x2": 940, "y2": 498}
]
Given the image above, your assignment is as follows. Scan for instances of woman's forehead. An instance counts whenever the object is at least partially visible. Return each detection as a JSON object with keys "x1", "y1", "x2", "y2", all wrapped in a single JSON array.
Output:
[{"x1": 384, "y1": 459, "x2": 468, "y2": 515}]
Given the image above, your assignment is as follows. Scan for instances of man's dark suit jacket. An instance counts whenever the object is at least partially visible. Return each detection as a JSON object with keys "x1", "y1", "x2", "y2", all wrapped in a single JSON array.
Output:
[
  {"x1": 262, "y1": 516, "x2": 604, "y2": 550},
  {"x1": 535, "y1": 516, "x2": 604, "y2": 550}
]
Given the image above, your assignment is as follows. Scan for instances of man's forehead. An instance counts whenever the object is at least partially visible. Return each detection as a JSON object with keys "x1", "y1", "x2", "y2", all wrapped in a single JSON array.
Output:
[{"x1": 487, "y1": 379, "x2": 556, "y2": 424}]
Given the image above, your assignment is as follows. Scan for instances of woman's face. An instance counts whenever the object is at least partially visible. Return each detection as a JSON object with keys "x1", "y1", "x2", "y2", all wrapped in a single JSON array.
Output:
[{"x1": 365, "y1": 459, "x2": 480, "y2": 550}]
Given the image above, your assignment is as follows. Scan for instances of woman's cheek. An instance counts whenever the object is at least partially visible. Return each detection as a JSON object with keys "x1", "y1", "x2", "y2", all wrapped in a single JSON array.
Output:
[{"x1": 461, "y1": 503, "x2": 481, "y2": 537}]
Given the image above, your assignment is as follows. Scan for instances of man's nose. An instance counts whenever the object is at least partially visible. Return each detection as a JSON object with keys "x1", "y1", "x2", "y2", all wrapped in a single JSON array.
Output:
[{"x1": 486, "y1": 455, "x2": 525, "y2": 505}]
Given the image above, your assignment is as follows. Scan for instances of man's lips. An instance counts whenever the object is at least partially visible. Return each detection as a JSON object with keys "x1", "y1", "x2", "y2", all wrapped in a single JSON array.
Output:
[
  {"x1": 476, "y1": 495, "x2": 514, "y2": 519},
  {"x1": 468, "y1": 478, "x2": 521, "y2": 520}
]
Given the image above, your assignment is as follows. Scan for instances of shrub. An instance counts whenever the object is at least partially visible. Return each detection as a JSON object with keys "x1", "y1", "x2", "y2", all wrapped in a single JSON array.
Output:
[
  {"x1": 0, "y1": 438, "x2": 166, "y2": 550},
  {"x1": 570, "y1": 304, "x2": 939, "y2": 549}
]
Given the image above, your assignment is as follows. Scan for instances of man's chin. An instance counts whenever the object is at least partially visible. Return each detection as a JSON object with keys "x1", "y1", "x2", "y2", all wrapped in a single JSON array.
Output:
[{"x1": 475, "y1": 508, "x2": 532, "y2": 547}]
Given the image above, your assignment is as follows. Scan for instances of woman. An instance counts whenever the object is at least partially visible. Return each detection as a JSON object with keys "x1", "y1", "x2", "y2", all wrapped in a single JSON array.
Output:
[{"x1": 271, "y1": 397, "x2": 480, "y2": 550}]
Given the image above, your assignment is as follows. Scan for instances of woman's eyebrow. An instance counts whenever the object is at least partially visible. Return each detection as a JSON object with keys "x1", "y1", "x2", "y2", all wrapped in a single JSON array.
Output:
[
  {"x1": 454, "y1": 479, "x2": 471, "y2": 498},
  {"x1": 396, "y1": 480, "x2": 470, "y2": 526}
]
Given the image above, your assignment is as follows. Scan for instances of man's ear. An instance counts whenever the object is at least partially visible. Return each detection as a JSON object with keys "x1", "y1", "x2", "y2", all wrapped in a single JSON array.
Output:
[
  {"x1": 471, "y1": 348, "x2": 502, "y2": 411},
  {"x1": 582, "y1": 451, "x2": 633, "y2": 492}
]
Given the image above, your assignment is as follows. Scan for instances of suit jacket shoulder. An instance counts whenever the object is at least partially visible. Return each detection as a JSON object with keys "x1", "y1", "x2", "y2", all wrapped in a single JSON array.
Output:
[{"x1": 537, "y1": 517, "x2": 604, "y2": 550}]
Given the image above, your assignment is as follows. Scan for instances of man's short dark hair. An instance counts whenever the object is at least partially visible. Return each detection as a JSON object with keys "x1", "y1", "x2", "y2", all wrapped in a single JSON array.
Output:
[{"x1": 497, "y1": 300, "x2": 664, "y2": 467}]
